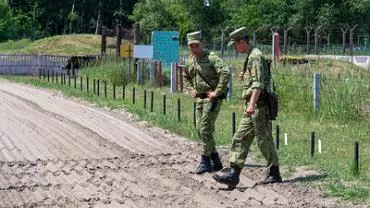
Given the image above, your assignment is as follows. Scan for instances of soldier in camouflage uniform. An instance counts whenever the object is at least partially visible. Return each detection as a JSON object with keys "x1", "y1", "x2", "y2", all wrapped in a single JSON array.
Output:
[
  {"x1": 183, "y1": 31, "x2": 231, "y2": 174},
  {"x1": 213, "y1": 27, "x2": 282, "y2": 187}
]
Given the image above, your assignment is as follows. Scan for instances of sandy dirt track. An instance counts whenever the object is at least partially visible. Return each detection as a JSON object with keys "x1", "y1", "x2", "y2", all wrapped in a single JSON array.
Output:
[{"x1": 0, "y1": 79, "x2": 367, "y2": 208}]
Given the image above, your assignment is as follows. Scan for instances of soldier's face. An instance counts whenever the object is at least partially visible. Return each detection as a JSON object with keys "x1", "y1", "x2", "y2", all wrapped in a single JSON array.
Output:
[
  {"x1": 234, "y1": 40, "x2": 249, "y2": 53},
  {"x1": 188, "y1": 43, "x2": 203, "y2": 57}
]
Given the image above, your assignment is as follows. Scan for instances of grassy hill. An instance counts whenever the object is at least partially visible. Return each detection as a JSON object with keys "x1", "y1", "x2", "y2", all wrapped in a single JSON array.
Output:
[{"x1": 0, "y1": 34, "x2": 116, "y2": 56}]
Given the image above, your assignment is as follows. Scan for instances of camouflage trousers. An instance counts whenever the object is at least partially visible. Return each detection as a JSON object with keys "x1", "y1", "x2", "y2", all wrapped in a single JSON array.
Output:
[
  {"x1": 196, "y1": 99, "x2": 223, "y2": 156},
  {"x1": 229, "y1": 105, "x2": 279, "y2": 168}
]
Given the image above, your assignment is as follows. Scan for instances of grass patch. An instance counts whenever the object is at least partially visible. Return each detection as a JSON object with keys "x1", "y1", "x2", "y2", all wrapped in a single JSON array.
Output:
[
  {"x1": 0, "y1": 34, "x2": 117, "y2": 56},
  {"x1": 0, "y1": 39, "x2": 33, "y2": 53},
  {"x1": 1, "y1": 57, "x2": 369, "y2": 204}
]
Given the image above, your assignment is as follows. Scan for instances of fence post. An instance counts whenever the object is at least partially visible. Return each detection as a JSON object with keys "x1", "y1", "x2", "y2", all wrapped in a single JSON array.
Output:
[
  {"x1": 193, "y1": 102, "x2": 196, "y2": 127},
  {"x1": 163, "y1": 94, "x2": 166, "y2": 115},
  {"x1": 232, "y1": 112, "x2": 236, "y2": 136},
  {"x1": 171, "y1": 62, "x2": 176, "y2": 93},
  {"x1": 133, "y1": 87, "x2": 136, "y2": 104},
  {"x1": 310, "y1": 132, "x2": 315, "y2": 157},
  {"x1": 228, "y1": 66, "x2": 233, "y2": 100},
  {"x1": 150, "y1": 61, "x2": 155, "y2": 84},
  {"x1": 97, "y1": 80, "x2": 100, "y2": 96},
  {"x1": 177, "y1": 98, "x2": 181, "y2": 121},
  {"x1": 276, "y1": 125, "x2": 280, "y2": 151},
  {"x1": 137, "y1": 60, "x2": 142, "y2": 85},
  {"x1": 144, "y1": 90, "x2": 147, "y2": 109},
  {"x1": 113, "y1": 83, "x2": 116, "y2": 99},
  {"x1": 47, "y1": 70, "x2": 50, "y2": 82},
  {"x1": 93, "y1": 79, "x2": 96, "y2": 94},
  {"x1": 159, "y1": 62, "x2": 163, "y2": 88},
  {"x1": 179, "y1": 65, "x2": 184, "y2": 92},
  {"x1": 86, "y1": 77, "x2": 89, "y2": 93},
  {"x1": 104, "y1": 80, "x2": 107, "y2": 99},
  {"x1": 74, "y1": 76, "x2": 76, "y2": 88},
  {"x1": 80, "y1": 76, "x2": 83, "y2": 90},
  {"x1": 353, "y1": 141, "x2": 359, "y2": 175},
  {"x1": 313, "y1": 73, "x2": 320, "y2": 112},
  {"x1": 122, "y1": 85, "x2": 125, "y2": 100},
  {"x1": 150, "y1": 91, "x2": 154, "y2": 112}
]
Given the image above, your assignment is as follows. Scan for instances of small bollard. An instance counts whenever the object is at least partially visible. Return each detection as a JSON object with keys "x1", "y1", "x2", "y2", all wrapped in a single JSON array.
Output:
[
  {"x1": 193, "y1": 102, "x2": 196, "y2": 127},
  {"x1": 86, "y1": 77, "x2": 89, "y2": 93},
  {"x1": 232, "y1": 112, "x2": 236, "y2": 136},
  {"x1": 113, "y1": 83, "x2": 116, "y2": 99},
  {"x1": 276, "y1": 125, "x2": 280, "y2": 150},
  {"x1": 104, "y1": 81, "x2": 107, "y2": 99},
  {"x1": 144, "y1": 90, "x2": 147, "y2": 109},
  {"x1": 93, "y1": 79, "x2": 96, "y2": 94},
  {"x1": 177, "y1": 98, "x2": 181, "y2": 121},
  {"x1": 132, "y1": 87, "x2": 136, "y2": 104},
  {"x1": 97, "y1": 80, "x2": 100, "y2": 96},
  {"x1": 122, "y1": 85, "x2": 125, "y2": 100},
  {"x1": 163, "y1": 94, "x2": 166, "y2": 115},
  {"x1": 310, "y1": 132, "x2": 315, "y2": 157},
  {"x1": 353, "y1": 141, "x2": 359, "y2": 175},
  {"x1": 150, "y1": 91, "x2": 154, "y2": 112}
]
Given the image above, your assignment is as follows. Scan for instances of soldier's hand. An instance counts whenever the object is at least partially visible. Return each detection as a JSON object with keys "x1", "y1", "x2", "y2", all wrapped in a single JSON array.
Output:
[
  {"x1": 190, "y1": 89, "x2": 198, "y2": 98},
  {"x1": 245, "y1": 104, "x2": 255, "y2": 116},
  {"x1": 207, "y1": 90, "x2": 217, "y2": 100},
  {"x1": 239, "y1": 72, "x2": 244, "y2": 80}
]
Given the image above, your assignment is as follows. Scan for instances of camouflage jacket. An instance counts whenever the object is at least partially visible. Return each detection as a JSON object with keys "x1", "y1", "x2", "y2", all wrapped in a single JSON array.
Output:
[
  {"x1": 184, "y1": 49, "x2": 230, "y2": 97},
  {"x1": 242, "y1": 48, "x2": 271, "y2": 100}
]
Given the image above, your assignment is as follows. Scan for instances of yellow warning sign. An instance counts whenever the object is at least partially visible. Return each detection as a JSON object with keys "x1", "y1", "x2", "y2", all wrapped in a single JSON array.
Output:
[{"x1": 120, "y1": 43, "x2": 134, "y2": 58}]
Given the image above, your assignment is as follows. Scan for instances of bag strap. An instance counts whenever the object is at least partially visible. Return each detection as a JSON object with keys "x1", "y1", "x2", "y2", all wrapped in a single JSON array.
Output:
[{"x1": 196, "y1": 69, "x2": 216, "y2": 91}]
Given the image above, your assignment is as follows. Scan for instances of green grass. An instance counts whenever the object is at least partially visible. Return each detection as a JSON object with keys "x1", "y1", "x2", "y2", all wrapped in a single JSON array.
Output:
[
  {"x1": 0, "y1": 39, "x2": 33, "y2": 53},
  {"x1": 1, "y1": 57, "x2": 369, "y2": 204},
  {"x1": 0, "y1": 35, "x2": 116, "y2": 55}
]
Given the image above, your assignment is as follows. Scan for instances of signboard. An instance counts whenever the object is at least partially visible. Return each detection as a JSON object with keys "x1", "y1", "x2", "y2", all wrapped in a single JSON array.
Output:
[
  {"x1": 120, "y1": 43, "x2": 134, "y2": 58},
  {"x1": 134, "y1": 45, "x2": 153, "y2": 59},
  {"x1": 152, "y1": 31, "x2": 179, "y2": 65}
]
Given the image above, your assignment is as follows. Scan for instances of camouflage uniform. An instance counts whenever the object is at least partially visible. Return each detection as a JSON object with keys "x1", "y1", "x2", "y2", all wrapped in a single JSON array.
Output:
[
  {"x1": 229, "y1": 47, "x2": 279, "y2": 168},
  {"x1": 184, "y1": 45, "x2": 230, "y2": 156},
  {"x1": 213, "y1": 27, "x2": 281, "y2": 187}
]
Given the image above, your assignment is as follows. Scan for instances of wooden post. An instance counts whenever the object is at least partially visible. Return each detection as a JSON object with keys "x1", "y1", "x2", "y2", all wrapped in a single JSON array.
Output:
[
  {"x1": 349, "y1": 25, "x2": 357, "y2": 57},
  {"x1": 313, "y1": 73, "x2": 320, "y2": 112},
  {"x1": 116, "y1": 25, "x2": 122, "y2": 57},
  {"x1": 340, "y1": 26, "x2": 349, "y2": 55},
  {"x1": 101, "y1": 26, "x2": 107, "y2": 56},
  {"x1": 305, "y1": 26, "x2": 313, "y2": 55}
]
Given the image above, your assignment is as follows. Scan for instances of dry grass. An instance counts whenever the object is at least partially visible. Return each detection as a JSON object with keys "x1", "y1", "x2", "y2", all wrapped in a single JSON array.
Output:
[{"x1": 19, "y1": 34, "x2": 116, "y2": 56}]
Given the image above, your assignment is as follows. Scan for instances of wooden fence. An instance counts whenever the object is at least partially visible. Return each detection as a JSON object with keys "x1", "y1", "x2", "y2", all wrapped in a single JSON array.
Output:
[{"x1": 0, "y1": 54, "x2": 71, "y2": 75}]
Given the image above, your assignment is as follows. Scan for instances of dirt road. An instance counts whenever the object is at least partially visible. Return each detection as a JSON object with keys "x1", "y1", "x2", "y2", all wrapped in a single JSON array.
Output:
[{"x1": 0, "y1": 79, "x2": 366, "y2": 208}]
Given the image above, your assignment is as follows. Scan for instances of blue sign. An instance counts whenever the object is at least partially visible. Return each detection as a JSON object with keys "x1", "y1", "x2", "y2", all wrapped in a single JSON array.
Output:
[{"x1": 152, "y1": 31, "x2": 179, "y2": 66}]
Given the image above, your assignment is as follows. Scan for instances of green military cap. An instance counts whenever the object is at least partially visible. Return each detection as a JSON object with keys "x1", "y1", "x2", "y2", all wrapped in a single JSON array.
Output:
[
  {"x1": 227, "y1": 27, "x2": 249, "y2": 47},
  {"x1": 187, "y1": 31, "x2": 202, "y2": 45}
]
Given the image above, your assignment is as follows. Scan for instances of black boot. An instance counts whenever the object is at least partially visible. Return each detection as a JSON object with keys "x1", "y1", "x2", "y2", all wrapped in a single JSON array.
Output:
[
  {"x1": 212, "y1": 166, "x2": 241, "y2": 188},
  {"x1": 190, "y1": 155, "x2": 212, "y2": 174},
  {"x1": 259, "y1": 165, "x2": 282, "y2": 184},
  {"x1": 210, "y1": 152, "x2": 223, "y2": 172}
]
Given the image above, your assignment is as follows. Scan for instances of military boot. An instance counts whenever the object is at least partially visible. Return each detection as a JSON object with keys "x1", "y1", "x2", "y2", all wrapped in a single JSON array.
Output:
[
  {"x1": 190, "y1": 155, "x2": 212, "y2": 174},
  {"x1": 210, "y1": 152, "x2": 223, "y2": 172},
  {"x1": 258, "y1": 165, "x2": 282, "y2": 184},
  {"x1": 212, "y1": 166, "x2": 241, "y2": 188}
]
